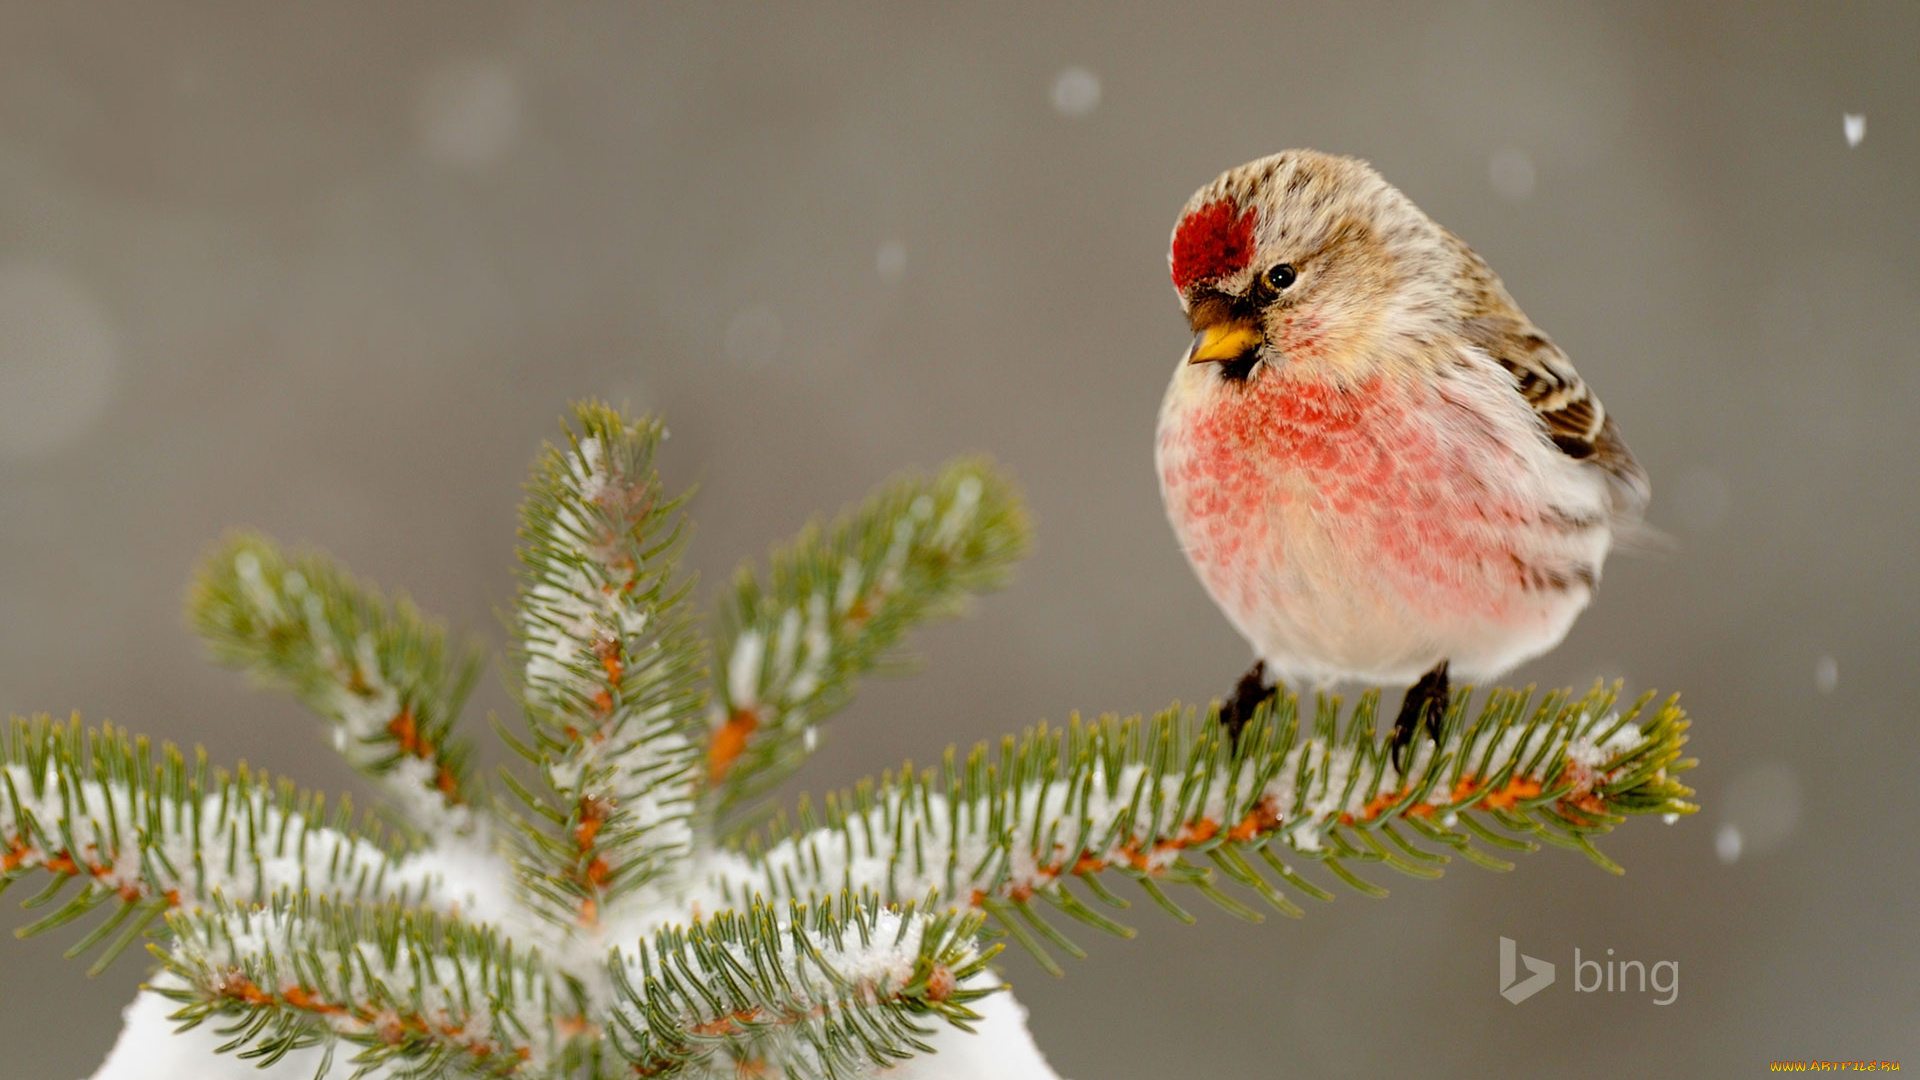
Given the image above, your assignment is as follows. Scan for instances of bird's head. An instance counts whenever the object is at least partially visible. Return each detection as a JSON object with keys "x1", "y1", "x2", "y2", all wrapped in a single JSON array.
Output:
[{"x1": 1169, "y1": 150, "x2": 1460, "y2": 385}]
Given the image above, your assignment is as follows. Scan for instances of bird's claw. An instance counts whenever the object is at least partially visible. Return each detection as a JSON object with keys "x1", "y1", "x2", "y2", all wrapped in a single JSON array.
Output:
[
  {"x1": 1218, "y1": 660, "x2": 1274, "y2": 747},
  {"x1": 1389, "y1": 661, "x2": 1451, "y2": 775}
]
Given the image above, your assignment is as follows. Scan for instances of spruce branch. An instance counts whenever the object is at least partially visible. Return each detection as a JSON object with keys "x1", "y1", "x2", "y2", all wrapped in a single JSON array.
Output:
[
  {"x1": 707, "y1": 459, "x2": 1029, "y2": 820},
  {"x1": 606, "y1": 892, "x2": 997, "y2": 1079},
  {"x1": 716, "y1": 683, "x2": 1696, "y2": 975},
  {"x1": 159, "y1": 892, "x2": 562, "y2": 1078},
  {"x1": 4, "y1": 400, "x2": 1700, "y2": 1080},
  {"x1": 1, "y1": 715, "x2": 425, "y2": 974},
  {"x1": 189, "y1": 533, "x2": 483, "y2": 832},
  {"x1": 507, "y1": 405, "x2": 707, "y2": 929}
]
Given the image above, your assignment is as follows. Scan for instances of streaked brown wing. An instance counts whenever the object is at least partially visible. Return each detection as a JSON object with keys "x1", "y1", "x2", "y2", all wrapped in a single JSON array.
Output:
[{"x1": 1460, "y1": 312, "x2": 1651, "y2": 518}]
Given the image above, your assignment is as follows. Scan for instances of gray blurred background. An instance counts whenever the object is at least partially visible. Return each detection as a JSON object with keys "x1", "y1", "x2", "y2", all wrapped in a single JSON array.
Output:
[{"x1": 2, "y1": 2, "x2": 1916, "y2": 1076}]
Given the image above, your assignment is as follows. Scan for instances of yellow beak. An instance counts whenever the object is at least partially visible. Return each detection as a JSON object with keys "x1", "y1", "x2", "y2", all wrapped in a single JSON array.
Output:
[{"x1": 1184, "y1": 319, "x2": 1263, "y2": 365}]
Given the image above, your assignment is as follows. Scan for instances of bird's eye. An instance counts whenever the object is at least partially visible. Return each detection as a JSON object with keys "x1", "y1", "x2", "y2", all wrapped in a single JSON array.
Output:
[{"x1": 1265, "y1": 263, "x2": 1297, "y2": 290}]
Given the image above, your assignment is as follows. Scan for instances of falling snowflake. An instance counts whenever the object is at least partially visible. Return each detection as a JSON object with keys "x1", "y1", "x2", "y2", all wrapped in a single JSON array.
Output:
[
  {"x1": 414, "y1": 56, "x2": 522, "y2": 167},
  {"x1": 1050, "y1": 68, "x2": 1101, "y2": 118},
  {"x1": 1843, "y1": 113, "x2": 1866, "y2": 148},
  {"x1": 1715, "y1": 823, "x2": 1742, "y2": 864},
  {"x1": 1814, "y1": 655, "x2": 1838, "y2": 694}
]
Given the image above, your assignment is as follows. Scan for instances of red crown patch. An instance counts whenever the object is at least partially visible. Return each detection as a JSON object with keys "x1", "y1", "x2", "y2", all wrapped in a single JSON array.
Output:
[{"x1": 1171, "y1": 199, "x2": 1258, "y2": 291}]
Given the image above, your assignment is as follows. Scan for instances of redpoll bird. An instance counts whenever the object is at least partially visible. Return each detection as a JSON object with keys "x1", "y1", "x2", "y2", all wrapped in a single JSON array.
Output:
[{"x1": 1154, "y1": 151, "x2": 1649, "y2": 763}]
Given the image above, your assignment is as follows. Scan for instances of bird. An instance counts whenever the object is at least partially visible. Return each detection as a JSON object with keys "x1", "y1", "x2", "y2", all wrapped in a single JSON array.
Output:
[{"x1": 1153, "y1": 150, "x2": 1649, "y2": 766}]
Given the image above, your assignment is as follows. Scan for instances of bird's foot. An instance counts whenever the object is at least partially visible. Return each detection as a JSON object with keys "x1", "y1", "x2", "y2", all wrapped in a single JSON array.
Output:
[
  {"x1": 1218, "y1": 660, "x2": 1274, "y2": 746},
  {"x1": 1389, "y1": 660, "x2": 1451, "y2": 774}
]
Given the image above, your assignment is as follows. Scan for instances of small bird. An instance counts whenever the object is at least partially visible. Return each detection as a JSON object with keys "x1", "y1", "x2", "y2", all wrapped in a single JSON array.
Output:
[{"x1": 1154, "y1": 151, "x2": 1649, "y2": 764}]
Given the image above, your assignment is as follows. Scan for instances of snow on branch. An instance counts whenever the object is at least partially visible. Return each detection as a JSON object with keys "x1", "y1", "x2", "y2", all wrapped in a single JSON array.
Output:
[
  {"x1": 159, "y1": 892, "x2": 559, "y2": 1078},
  {"x1": 507, "y1": 405, "x2": 707, "y2": 929},
  {"x1": 714, "y1": 684, "x2": 1697, "y2": 974},
  {"x1": 0, "y1": 715, "x2": 435, "y2": 974},
  {"x1": 707, "y1": 458, "x2": 1029, "y2": 819},
  {"x1": 190, "y1": 533, "x2": 483, "y2": 834},
  {"x1": 607, "y1": 893, "x2": 997, "y2": 1079}
]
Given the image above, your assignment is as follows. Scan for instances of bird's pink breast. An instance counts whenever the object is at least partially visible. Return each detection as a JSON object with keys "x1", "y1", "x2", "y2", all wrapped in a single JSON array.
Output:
[{"x1": 1159, "y1": 371, "x2": 1533, "y2": 626}]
